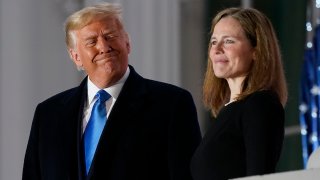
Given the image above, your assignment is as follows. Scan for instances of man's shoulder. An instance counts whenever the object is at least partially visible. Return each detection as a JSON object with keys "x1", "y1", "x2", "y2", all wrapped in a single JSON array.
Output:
[
  {"x1": 38, "y1": 77, "x2": 87, "y2": 106},
  {"x1": 128, "y1": 65, "x2": 190, "y2": 95},
  {"x1": 143, "y1": 78, "x2": 191, "y2": 97},
  {"x1": 39, "y1": 86, "x2": 82, "y2": 106}
]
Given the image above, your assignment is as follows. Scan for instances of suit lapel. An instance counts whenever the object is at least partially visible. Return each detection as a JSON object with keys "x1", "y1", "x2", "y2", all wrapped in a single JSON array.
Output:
[
  {"x1": 88, "y1": 66, "x2": 147, "y2": 178},
  {"x1": 104, "y1": 66, "x2": 147, "y2": 145},
  {"x1": 58, "y1": 78, "x2": 88, "y2": 180}
]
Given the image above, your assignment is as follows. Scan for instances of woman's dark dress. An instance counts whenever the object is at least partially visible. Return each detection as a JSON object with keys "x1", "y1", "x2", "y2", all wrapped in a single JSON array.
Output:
[{"x1": 190, "y1": 90, "x2": 284, "y2": 180}]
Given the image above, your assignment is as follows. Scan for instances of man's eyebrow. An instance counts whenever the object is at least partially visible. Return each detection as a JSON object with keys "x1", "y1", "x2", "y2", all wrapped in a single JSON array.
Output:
[
  {"x1": 81, "y1": 33, "x2": 98, "y2": 41},
  {"x1": 102, "y1": 29, "x2": 117, "y2": 35}
]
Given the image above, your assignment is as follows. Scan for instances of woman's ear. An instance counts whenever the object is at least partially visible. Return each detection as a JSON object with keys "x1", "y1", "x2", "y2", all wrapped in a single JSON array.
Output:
[{"x1": 252, "y1": 49, "x2": 256, "y2": 61}]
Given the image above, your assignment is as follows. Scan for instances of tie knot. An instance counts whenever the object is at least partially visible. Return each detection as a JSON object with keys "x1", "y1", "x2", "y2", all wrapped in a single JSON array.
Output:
[{"x1": 96, "y1": 90, "x2": 111, "y2": 103}]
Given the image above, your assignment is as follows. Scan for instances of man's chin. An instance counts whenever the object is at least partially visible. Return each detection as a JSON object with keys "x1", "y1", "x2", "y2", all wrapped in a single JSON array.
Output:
[
  {"x1": 103, "y1": 64, "x2": 115, "y2": 74},
  {"x1": 104, "y1": 66, "x2": 112, "y2": 73}
]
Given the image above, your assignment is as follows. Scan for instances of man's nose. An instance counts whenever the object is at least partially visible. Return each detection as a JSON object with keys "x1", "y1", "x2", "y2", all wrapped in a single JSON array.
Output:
[{"x1": 96, "y1": 37, "x2": 111, "y2": 53}]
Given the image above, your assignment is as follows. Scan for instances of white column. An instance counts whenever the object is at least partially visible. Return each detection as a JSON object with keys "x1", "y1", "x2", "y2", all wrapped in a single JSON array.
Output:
[
  {"x1": 0, "y1": 0, "x2": 82, "y2": 179},
  {"x1": 180, "y1": 0, "x2": 207, "y2": 133},
  {"x1": 242, "y1": 0, "x2": 252, "y2": 8},
  {"x1": 118, "y1": 0, "x2": 181, "y2": 85}
]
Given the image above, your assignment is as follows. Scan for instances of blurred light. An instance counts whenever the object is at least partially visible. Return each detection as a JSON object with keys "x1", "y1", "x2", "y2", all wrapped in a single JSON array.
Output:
[
  {"x1": 307, "y1": 22, "x2": 313, "y2": 31},
  {"x1": 299, "y1": 103, "x2": 308, "y2": 113},
  {"x1": 311, "y1": 107, "x2": 318, "y2": 118},
  {"x1": 312, "y1": 111, "x2": 318, "y2": 118},
  {"x1": 311, "y1": 134, "x2": 318, "y2": 142},
  {"x1": 301, "y1": 128, "x2": 308, "y2": 135},
  {"x1": 316, "y1": 0, "x2": 320, "y2": 8},
  {"x1": 310, "y1": 85, "x2": 320, "y2": 95},
  {"x1": 307, "y1": 42, "x2": 313, "y2": 48}
]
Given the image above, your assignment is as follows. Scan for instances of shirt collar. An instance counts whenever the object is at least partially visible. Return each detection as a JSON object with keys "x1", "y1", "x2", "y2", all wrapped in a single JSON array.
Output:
[{"x1": 87, "y1": 66, "x2": 130, "y2": 104}]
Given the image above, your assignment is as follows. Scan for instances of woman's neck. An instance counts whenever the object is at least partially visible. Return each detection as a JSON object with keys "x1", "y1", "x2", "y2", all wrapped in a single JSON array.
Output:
[{"x1": 226, "y1": 76, "x2": 245, "y2": 102}]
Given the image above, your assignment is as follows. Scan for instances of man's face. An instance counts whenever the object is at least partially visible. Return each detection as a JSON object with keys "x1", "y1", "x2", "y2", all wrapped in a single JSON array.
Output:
[{"x1": 69, "y1": 17, "x2": 130, "y2": 88}]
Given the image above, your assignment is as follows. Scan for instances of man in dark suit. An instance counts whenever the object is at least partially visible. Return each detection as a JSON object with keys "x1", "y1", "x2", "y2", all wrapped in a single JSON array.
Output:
[{"x1": 22, "y1": 2, "x2": 201, "y2": 180}]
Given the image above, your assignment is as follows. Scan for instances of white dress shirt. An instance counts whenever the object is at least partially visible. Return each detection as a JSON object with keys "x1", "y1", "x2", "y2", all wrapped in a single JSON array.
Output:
[{"x1": 82, "y1": 67, "x2": 130, "y2": 133}]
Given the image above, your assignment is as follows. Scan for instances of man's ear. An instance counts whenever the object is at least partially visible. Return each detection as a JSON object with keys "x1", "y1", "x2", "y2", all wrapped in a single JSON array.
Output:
[
  {"x1": 126, "y1": 41, "x2": 131, "y2": 54},
  {"x1": 68, "y1": 48, "x2": 83, "y2": 67},
  {"x1": 125, "y1": 33, "x2": 131, "y2": 54}
]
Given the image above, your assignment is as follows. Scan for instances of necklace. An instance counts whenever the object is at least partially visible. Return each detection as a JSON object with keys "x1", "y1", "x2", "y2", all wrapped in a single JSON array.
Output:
[{"x1": 225, "y1": 99, "x2": 236, "y2": 106}]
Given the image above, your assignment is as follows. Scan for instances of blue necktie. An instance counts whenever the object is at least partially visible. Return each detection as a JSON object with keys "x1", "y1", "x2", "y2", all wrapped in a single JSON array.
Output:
[{"x1": 84, "y1": 90, "x2": 111, "y2": 175}]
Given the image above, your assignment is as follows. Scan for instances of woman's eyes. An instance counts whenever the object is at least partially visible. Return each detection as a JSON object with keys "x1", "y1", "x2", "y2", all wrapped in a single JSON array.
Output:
[
  {"x1": 224, "y1": 39, "x2": 235, "y2": 44},
  {"x1": 211, "y1": 39, "x2": 235, "y2": 45}
]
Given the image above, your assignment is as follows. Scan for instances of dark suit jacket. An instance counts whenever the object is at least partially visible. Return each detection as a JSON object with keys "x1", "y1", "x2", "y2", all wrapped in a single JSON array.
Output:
[{"x1": 23, "y1": 66, "x2": 201, "y2": 180}]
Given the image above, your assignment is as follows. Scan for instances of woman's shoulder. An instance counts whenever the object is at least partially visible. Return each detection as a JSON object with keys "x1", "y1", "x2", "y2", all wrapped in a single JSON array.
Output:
[
  {"x1": 241, "y1": 90, "x2": 284, "y2": 116},
  {"x1": 244, "y1": 90, "x2": 281, "y2": 106}
]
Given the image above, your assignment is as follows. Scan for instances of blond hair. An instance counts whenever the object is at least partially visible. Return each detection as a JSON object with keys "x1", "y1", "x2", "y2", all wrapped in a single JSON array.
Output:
[
  {"x1": 64, "y1": 2, "x2": 123, "y2": 48},
  {"x1": 203, "y1": 7, "x2": 287, "y2": 117}
]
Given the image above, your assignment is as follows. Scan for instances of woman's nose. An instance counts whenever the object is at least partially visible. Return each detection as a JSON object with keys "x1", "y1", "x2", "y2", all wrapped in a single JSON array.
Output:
[{"x1": 212, "y1": 42, "x2": 223, "y2": 54}]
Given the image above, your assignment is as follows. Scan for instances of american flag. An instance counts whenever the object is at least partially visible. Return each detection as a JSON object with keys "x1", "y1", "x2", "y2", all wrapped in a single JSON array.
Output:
[{"x1": 299, "y1": 24, "x2": 320, "y2": 168}]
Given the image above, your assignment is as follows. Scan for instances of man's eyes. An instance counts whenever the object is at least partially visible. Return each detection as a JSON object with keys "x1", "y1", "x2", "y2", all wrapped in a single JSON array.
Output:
[
  {"x1": 84, "y1": 34, "x2": 119, "y2": 46},
  {"x1": 104, "y1": 34, "x2": 118, "y2": 40},
  {"x1": 85, "y1": 39, "x2": 96, "y2": 46}
]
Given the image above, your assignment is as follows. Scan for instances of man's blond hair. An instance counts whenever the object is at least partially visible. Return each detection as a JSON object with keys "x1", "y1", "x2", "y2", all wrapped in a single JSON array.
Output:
[{"x1": 64, "y1": 3, "x2": 123, "y2": 49}]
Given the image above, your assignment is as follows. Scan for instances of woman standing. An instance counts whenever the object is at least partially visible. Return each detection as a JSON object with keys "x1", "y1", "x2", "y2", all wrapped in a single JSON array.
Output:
[{"x1": 190, "y1": 7, "x2": 287, "y2": 180}]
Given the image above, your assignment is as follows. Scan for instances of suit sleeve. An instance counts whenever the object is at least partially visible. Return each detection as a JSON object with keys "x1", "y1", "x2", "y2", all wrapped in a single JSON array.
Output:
[
  {"x1": 22, "y1": 104, "x2": 41, "y2": 180},
  {"x1": 167, "y1": 90, "x2": 202, "y2": 180},
  {"x1": 242, "y1": 92, "x2": 284, "y2": 175}
]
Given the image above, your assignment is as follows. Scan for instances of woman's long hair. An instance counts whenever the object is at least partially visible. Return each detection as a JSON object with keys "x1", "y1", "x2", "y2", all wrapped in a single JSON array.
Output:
[{"x1": 203, "y1": 7, "x2": 287, "y2": 117}]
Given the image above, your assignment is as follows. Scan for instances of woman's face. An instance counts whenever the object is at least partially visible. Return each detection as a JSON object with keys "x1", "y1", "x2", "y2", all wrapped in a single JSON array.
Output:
[{"x1": 209, "y1": 16, "x2": 255, "y2": 83}]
